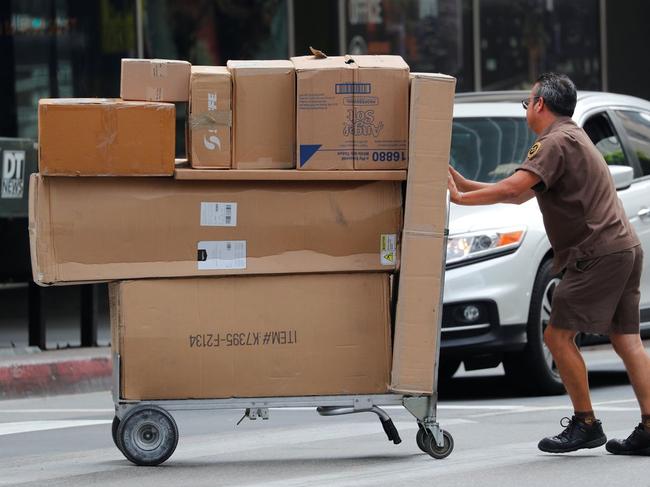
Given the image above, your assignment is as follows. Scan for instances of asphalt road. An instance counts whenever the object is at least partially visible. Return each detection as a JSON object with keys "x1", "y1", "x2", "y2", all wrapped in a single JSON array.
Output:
[{"x1": 1, "y1": 346, "x2": 649, "y2": 487}]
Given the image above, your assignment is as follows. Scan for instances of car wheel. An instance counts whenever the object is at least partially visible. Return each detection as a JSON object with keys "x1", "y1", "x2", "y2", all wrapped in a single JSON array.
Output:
[{"x1": 503, "y1": 258, "x2": 566, "y2": 395}]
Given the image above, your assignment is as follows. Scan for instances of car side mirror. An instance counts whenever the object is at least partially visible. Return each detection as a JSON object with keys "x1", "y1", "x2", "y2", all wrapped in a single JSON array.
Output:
[{"x1": 608, "y1": 165, "x2": 634, "y2": 190}]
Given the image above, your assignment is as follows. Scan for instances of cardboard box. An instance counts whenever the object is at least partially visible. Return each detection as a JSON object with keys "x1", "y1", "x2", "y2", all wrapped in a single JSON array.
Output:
[
  {"x1": 291, "y1": 55, "x2": 409, "y2": 171},
  {"x1": 227, "y1": 60, "x2": 295, "y2": 169},
  {"x1": 29, "y1": 175, "x2": 402, "y2": 285},
  {"x1": 390, "y1": 73, "x2": 456, "y2": 394},
  {"x1": 188, "y1": 66, "x2": 232, "y2": 169},
  {"x1": 111, "y1": 273, "x2": 392, "y2": 399},
  {"x1": 120, "y1": 58, "x2": 191, "y2": 102},
  {"x1": 38, "y1": 99, "x2": 175, "y2": 176}
]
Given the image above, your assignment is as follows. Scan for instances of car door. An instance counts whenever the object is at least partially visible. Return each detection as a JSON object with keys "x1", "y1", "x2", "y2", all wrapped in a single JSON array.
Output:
[
  {"x1": 611, "y1": 109, "x2": 650, "y2": 317},
  {"x1": 582, "y1": 110, "x2": 650, "y2": 318}
]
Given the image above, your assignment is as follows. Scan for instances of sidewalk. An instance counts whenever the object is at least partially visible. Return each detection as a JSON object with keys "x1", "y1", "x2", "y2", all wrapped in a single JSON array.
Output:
[{"x1": 0, "y1": 347, "x2": 112, "y2": 399}]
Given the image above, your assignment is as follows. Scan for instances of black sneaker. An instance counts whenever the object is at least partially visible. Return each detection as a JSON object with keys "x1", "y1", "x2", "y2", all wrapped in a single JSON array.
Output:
[
  {"x1": 606, "y1": 424, "x2": 650, "y2": 456},
  {"x1": 538, "y1": 416, "x2": 607, "y2": 453}
]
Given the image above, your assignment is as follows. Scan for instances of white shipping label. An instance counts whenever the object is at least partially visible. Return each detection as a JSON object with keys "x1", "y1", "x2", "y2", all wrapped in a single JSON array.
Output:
[
  {"x1": 200, "y1": 202, "x2": 237, "y2": 226},
  {"x1": 380, "y1": 234, "x2": 397, "y2": 265},
  {"x1": 197, "y1": 241, "x2": 246, "y2": 270}
]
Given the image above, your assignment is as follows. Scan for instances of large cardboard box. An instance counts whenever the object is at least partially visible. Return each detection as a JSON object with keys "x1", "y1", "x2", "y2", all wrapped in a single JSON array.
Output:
[
  {"x1": 227, "y1": 60, "x2": 295, "y2": 169},
  {"x1": 38, "y1": 99, "x2": 175, "y2": 176},
  {"x1": 111, "y1": 273, "x2": 392, "y2": 399},
  {"x1": 120, "y1": 58, "x2": 191, "y2": 102},
  {"x1": 29, "y1": 175, "x2": 402, "y2": 285},
  {"x1": 291, "y1": 55, "x2": 409, "y2": 171},
  {"x1": 390, "y1": 73, "x2": 456, "y2": 394},
  {"x1": 188, "y1": 66, "x2": 232, "y2": 169}
]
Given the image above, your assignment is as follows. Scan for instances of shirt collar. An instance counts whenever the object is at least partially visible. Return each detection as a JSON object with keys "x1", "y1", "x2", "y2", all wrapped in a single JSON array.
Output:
[{"x1": 538, "y1": 116, "x2": 574, "y2": 138}]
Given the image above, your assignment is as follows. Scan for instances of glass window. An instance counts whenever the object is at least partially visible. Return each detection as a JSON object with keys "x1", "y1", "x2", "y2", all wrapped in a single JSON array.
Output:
[
  {"x1": 480, "y1": 0, "x2": 601, "y2": 90},
  {"x1": 450, "y1": 117, "x2": 536, "y2": 182},
  {"x1": 583, "y1": 113, "x2": 628, "y2": 167},
  {"x1": 615, "y1": 110, "x2": 650, "y2": 177},
  {"x1": 344, "y1": 0, "x2": 475, "y2": 92}
]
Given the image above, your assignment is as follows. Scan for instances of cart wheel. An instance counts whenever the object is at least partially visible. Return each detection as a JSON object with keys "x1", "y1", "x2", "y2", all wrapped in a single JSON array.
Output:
[
  {"x1": 117, "y1": 405, "x2": 179, "y2": 466},
  {"x1": 415, "y1": 428, "x2": 430, "y2": 453},
  {"x1": 111, "y1": 416, "x2": 122, "y2": 452},
  {"x1": 425, "y1": 430, "x2": 454, "y2": 459}
]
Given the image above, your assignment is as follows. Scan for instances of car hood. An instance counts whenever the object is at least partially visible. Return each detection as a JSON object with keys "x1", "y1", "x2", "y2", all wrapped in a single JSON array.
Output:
[{"x1": 448, "y1": 200, "x2": 540, "y2": 234}]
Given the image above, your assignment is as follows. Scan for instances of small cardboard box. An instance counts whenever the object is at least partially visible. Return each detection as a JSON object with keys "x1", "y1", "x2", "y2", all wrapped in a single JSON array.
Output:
[
  {"x1": 227, "y1": 60, "x2": 295, "y2": 169},
  {"x1": 29, "y1": 175, "x2": 402, "y2": 285},
  {"x1": 390, "y1": 73, "x2": 456, "y2": 394},
  {"x1": 111, "y1": 273, "x2": 392, "y2": 400},
  {"x1": 291, "y1": 54, "x2": 409, "y2": 170},
  {"x1": 188, "y1": 66, "x2": 232, "y2": 169},
  {"x1": 120, "y1": 58, "x2": 191, "y2": 102},
  {"x1": 38, "y1": 99, "x2": 175, "y2": 176}
]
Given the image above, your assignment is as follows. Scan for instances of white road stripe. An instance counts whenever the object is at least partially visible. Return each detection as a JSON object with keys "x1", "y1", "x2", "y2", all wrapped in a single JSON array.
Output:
[{"x1": 0, "y1": 420, "x2": 111, "y2": 436}]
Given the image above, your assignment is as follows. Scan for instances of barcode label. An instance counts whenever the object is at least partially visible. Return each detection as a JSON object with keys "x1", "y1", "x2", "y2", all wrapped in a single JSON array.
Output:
[
  {"x1": 197, "y1": 241, "x2": 246, "y2": 270},
  {"x1": 200, "y1": 202, "x2": 237, "y2": 227}
]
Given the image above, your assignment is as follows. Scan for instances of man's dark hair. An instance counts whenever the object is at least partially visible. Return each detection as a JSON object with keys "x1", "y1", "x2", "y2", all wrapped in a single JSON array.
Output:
[{"x1": 534, "y1": 73, "x2": 577, "y2": 117}]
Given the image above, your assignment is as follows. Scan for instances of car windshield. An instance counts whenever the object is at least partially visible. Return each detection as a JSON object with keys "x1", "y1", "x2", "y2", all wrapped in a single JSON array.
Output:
[{"x1": 450, "y1": 117, "x2": 537, "y2": 183}]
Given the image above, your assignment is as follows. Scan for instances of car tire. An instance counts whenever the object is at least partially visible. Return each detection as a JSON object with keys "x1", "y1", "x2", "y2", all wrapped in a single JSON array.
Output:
[{"x1": 503, "y1": 258, "x2": 566, "y2": 396}]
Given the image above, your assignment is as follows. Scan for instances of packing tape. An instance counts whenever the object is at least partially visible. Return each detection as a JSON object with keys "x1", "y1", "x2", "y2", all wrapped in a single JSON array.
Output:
[
  {"x1": 146, "y1": 86, "x2": 164, "y2": 101},
  {"x1": 96, "y1": 105, "x2": 118, "y2": 158},
  {"x1": 188, "y1": 111, "x2": 232, "y2": 130},
  {"x1": 150, "y1": 59, "x2": 168, "y2": 78}
]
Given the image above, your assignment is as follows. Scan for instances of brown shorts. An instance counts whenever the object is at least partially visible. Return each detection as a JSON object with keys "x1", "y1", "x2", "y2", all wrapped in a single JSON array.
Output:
[{"x1": 550, "y1": 245, "x2": 643, "y2": 335}]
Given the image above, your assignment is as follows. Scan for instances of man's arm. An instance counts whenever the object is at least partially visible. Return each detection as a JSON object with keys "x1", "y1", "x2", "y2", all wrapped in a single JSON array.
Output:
[
  {"x1": 448, "y1": 169, "x2": 540, "y2": 206},
  {"x1": 449, "y1": 166, "x2": 494, "y2": 192}
]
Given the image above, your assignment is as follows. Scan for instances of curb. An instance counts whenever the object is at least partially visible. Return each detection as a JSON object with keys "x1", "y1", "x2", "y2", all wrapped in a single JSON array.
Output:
[{"x1": 0, "y1": 349, "x2": 112, "y2": 399}]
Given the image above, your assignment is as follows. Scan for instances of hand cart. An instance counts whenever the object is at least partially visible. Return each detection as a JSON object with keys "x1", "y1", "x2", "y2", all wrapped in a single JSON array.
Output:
[{"x1": 110, "y1": 200, "x2": 453, "y2": 467}]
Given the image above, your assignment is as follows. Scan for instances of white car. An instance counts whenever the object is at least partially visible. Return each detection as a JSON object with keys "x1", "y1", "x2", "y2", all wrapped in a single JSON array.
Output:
[{"x1": 442, "y1": 91, "x2": 650, "y2": 394}]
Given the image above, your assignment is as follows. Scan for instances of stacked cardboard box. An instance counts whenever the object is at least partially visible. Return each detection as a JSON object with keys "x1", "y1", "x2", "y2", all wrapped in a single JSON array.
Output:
[{"x1": 29, "y1": 56, "x2": 455, "y2": 399}]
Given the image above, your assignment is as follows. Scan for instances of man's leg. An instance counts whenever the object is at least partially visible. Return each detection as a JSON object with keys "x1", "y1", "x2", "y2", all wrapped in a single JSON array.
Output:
[
  {"x1": 609, "y1": 333, "x2": 650, "y2": 414},
  {"x1": 538, "y1": 324, "x2": 607, "y2": 453},
  {"x1": 543, "y1": 324, "x2": 592, "y2": 412},
  {"x1": 605, "y1": 333, "x2": 650, "y2": 455}
]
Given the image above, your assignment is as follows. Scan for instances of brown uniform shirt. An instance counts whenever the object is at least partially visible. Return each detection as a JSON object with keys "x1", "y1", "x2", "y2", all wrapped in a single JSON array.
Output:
[{"x1": 517, "y1": 116, "x2": 640, "y2": 274}]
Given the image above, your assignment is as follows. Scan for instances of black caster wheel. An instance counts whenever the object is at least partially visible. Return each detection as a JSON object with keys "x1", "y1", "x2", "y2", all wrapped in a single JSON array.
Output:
[
  {"x1": 117, "y1": 405, "x2": 179, "y2": 466},
  {"x1": 111, "y1": 416, "x2": 122, "y2": 452},
  {"x1": 425, "y1": 429, "x2": 454, "y2": 459},
  {"x1": 416, "y1": 427, "x2": 430, "y2": 453}
]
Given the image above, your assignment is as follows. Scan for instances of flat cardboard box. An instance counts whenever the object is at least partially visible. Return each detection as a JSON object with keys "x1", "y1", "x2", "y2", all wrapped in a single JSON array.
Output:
[
  {"x1": 120, "y1": 58, "x2": 191, "y2": 102},
  {"x1": 29, "y1": 175, "x2": 402, "y2": 285},
  {"x1": 38, "y1": 99, "x2": 175, "y2": 176},
  {"x1": 291, "y1": 55, "x2": 409, "y2": 170},
  {"x1": 111, "y1": 273, "x2": 392, "y2": 399},
  {"x1": 188, "y1": 66, "x2": 232, "y2": 169},
  {"x1": 227, "y1": 60, "x2": 295, "y2": 169},
  {"x1": 390, "y1": 73, "x2": 456, "y2": 394}
]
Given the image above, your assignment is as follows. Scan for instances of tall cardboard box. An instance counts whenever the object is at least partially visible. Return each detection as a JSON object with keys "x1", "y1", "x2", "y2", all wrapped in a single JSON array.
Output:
[
  {"x1": 227, "y1": 60, "x2": 295, "y2": 169},
  {"x1": 188, "y1": 66, "x2": 232, "y2": 169},
  {"x1": 29, "y1": 175, "x2": 402, "y2": 285},
  {"x1": 120, "y1": 58, "x2": 191, "y2": 102},
  {"x1": 291, "y1": 55, "x2": 409, "y2": 170},
  {"x1": 38, "y1": 99, "x2": 175, "y2": 176},
  {"x1": 391, "y1": 73, "x2": 456, "y2": 394},
  {"x1": 111, "y1": 273, "x2": 392, "y2": 399}
]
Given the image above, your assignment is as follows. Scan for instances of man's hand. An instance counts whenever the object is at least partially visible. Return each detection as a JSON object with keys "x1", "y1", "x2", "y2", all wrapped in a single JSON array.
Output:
[
  {"x1": 449, "y1": 166, "x2": 467, "y2": 191},
  {"x1": 448, "y1": 170, "x2": 463, "y2": 204}
]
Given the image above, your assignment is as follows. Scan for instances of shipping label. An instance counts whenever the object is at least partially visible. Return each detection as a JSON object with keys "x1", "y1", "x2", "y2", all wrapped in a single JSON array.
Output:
[
  {"x1": 380, "y1": 234, "x2": 397, "y2": 265},
  {"x1": 188, "y1": 330, "x2": 298, "y2": 349},
  {"x1": 200, "y1": 202, "x2": 237, "y2": 227},
  {"x1": 197, "y1": 240, "x2": 246, "y2": 269}
]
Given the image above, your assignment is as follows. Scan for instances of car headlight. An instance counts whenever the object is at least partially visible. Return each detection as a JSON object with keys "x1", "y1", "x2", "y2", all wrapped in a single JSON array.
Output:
[{"x1": 446, "y1": 227, "x2": 526, "y2": 267}]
